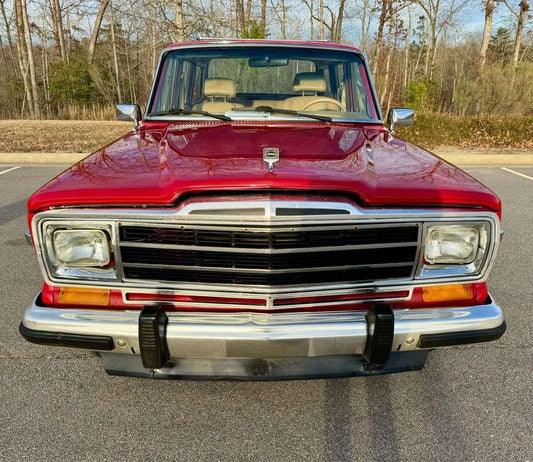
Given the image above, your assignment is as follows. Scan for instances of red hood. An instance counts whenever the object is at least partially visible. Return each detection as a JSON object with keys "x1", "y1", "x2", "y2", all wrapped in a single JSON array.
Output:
[{"x1": 28, "y1": 122, "x2": 500, "y2": 212}]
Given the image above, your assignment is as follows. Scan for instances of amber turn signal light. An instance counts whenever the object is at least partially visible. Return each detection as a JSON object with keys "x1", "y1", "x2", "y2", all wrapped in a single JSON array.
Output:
[
  {"x1": 58, "y1": 287, "x2": 111, "y2": 306},
  {"x1": 422, "y1": 284, "x2": 473, "y2": 303}
]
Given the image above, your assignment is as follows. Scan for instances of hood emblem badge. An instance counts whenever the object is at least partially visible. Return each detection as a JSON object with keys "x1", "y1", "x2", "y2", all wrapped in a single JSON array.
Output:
[{"x1": 263, "y1": 147, "x2": 280, "y2": 173}]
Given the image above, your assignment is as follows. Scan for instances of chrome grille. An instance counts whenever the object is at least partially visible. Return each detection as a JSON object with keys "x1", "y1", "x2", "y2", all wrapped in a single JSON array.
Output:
[{"x1": 118, "y1": 224, "x2": 420, "y2": 287}]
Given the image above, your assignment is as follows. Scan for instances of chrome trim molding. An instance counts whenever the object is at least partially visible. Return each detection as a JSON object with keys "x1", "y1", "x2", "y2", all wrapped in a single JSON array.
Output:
[
  {"x1": 22, "y1": 295, "x2": 504, "y2": 358},
  {"x1": 24, "y1": 229, "x2": 32, "y2": 245},
  {"x1": 31, "y1": 202, "x2": 501, "y2": 295},
  {"x1": 121, "y1": 286, "x2": 413, "y2": 311}
]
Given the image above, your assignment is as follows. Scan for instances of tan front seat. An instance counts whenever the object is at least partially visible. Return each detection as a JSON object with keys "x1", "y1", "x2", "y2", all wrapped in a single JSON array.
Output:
[
  {"x1": 283, "y1": 72, "x2": 343, "y2": 112},
  {"x1": 201, "y1": 78, "x2": 243, "y2": 113}
]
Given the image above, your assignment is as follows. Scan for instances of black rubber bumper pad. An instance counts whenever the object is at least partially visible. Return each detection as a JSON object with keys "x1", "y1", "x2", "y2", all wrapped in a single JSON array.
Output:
[
  {"x1": 418, "y1": 321, "x2": 506, "y2": 348},
  {"x1": 19, "y1": 323, "x2": 115, "y2": 351}
]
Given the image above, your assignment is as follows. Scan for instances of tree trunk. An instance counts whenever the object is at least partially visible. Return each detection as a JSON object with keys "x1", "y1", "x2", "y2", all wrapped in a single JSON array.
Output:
[
  {"x1": 358, "y1": 0, "x2": 369, "y2": 49},
  {"x1": 13, "y1": 0, "x2": 33, "y2": 116},
  {"x1": 175, "y1": 0, "x2": 185, "y2": 41},
  {"x1": 335, "y1": 0, "x2": 346, "y2": 43},
  {"x1": 110, "y1": 5, "x2": 122, "y2": 101},
  {"x1": 511, "y1": 0, "x2": 529, "y2": 68},
  {"x1": 429, "y1": 27, "x2": 438, "y2": 78},
  {"x1": 310, "y1": 0, "x2": 313, "y2": 39},
  {"x1": 245, "y1": 0, "x2": 252, "y2": 29},
  {"x1": 381, "y1": 25, "x2": 393, "y2": 106},
  {"x1": 372, "y1": 0, "x2": 389, "y2": 75},
  {"x1": 261, "y1": 0, "x2": 267, "y2": 36},
  {"x1": 319, "y1": 0, "x2": 324, "y2": 39},
  {"x1": 404, "y1": 7, "x2": 411, "y2": 90},
  {"x1": 88, "y1": 0, "x2": 109, "y2": 64},
  {"x1": 236, "y1": 0, "x2": 245, "y2": 36},
  {"x1": 51, "y1": 0, "x2": 68, "y2": 62},
  {"x1": 279, "y1": 0, "x2": 287, "y2": 39},
  {"x1": 0, "y1": 0, "x2": 13, "y2": 50},
  {"x1": 20, "y1": 0, "x2": 40, "y2": 117},
  {"x1": 479, "y1": 0, "x2": 494, "y2": 72}
]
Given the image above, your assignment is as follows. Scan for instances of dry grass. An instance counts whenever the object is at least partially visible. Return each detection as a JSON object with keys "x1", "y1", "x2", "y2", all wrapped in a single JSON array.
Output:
[
  {"x1": 0, "y1": 120, "x2": 131, "y2": 153},
  {"x1": 1, "y1": 116, "x2": 532, "y2": 153},
  {"x1": 397, "y1": 113, "x2": 533, "y2": 149}
]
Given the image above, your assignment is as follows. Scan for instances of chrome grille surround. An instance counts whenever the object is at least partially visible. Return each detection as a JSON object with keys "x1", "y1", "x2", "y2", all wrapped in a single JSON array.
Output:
[{"x1": 32, "y1": 199, "x2": 500, "y2": 310}]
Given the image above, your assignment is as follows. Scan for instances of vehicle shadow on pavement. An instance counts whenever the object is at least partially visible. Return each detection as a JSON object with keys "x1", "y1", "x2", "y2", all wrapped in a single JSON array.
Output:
[
  {"x1": 364, "y1": 377, "x2": 399, "y2": 461},
  {"x1": 0, "y1": 199, "x2": 27, "y2": 227},
  {"x1": 324, "y1": 378, "x2": 353, "y2": 461}
]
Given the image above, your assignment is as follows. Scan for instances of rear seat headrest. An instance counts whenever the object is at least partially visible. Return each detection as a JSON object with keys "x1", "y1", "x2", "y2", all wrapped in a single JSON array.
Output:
[
  {"x1": 204, "y1": 78, "x2": 237, "y2": 97},
  {"x1": 293, "y1": 72, "x2": 327, "y2": 93}
]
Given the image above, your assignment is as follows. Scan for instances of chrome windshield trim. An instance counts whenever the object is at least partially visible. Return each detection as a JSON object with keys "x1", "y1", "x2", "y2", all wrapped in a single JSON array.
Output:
[{"x1": 145, "y1": 115, "x2": 383, "y2": 124}]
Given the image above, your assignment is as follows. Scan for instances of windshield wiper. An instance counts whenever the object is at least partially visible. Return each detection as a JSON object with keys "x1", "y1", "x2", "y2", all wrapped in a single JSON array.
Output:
[
  {"x1": 254, "y1": 106, "x2": 332, "y2": 123},
  {"x1": 149, "y1": 107, "x2": 232, "y2": 121}
]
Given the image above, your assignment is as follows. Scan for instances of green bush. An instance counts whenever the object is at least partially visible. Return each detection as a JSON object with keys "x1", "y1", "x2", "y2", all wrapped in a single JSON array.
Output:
[{"x1": 49, "y1": 48, "x2": 93, "y2": 106}]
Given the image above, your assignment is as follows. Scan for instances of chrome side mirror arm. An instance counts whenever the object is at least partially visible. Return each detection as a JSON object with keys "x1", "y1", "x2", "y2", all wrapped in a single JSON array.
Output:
[
  {"x1": 116, "y1": 104, "x2": 142, "y2": 131},
  {"x1": 387, "y1": 108, "x2": 414, "y2": 135}
]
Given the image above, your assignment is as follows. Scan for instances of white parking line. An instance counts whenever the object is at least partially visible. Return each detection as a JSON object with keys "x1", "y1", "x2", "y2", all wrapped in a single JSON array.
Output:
[
  {"x1": 500, "y1": 167, "x2": 533, "y2": 181},
  {"x1": 0, "y1": 166, "x2": 21, "y2": 176}
]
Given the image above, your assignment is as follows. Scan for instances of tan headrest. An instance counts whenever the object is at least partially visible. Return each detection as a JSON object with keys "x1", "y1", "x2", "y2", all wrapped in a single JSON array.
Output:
[
  {"x1": 204, "y1": 78, "x2": 236, "y2": 97},
  {"x1": 293, "y1": 72, "x2": 327, "y2": 93}
]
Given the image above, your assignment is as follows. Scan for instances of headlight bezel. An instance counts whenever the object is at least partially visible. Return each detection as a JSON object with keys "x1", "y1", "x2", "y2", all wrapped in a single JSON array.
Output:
[
  {"x1": 416, "y1": 220, "x2": 493, "y2": 280},
  {"x1": 31, "y1": 209, "x2": 500, "y2": 289},
  {"x1": 39, "y1": 220, "x2": 118, "y2": 282}
]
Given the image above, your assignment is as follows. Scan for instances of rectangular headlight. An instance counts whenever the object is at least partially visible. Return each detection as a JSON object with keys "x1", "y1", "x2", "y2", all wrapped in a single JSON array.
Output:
[
  {"x1": 39, "y1": 222, "x2": 118, "y2": 282},
  {"x1": 418, "y1": 221, "x2": 492, "y2": 280},
  {"x1": 425, "y1": 226, "x2": 479, "y2": 264},
  {"x1": 53, "y1": 229, "x2": 110, "y2": 267}
]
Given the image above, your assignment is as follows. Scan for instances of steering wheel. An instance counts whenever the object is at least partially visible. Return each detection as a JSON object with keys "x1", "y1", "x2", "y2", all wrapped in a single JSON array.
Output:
[{"x1": 300, "y1": 98, "x2": 346, "y2": 112}]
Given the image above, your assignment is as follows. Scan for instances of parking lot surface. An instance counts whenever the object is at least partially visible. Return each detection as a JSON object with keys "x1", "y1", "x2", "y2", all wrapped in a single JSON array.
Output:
[{"x1": 0, "y1": 164, "x2": 531, "y2": 461}]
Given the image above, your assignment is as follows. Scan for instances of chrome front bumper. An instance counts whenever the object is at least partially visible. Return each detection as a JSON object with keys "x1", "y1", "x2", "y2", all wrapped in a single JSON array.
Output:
[{"x1": 21, "y1": 295, "x2": 505, "y2": 359}]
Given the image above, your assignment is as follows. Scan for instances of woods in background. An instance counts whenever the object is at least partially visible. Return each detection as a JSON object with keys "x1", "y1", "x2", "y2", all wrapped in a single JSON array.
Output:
[{"x1": 0, "y1": 0, "x2": 531, "y2": 119}]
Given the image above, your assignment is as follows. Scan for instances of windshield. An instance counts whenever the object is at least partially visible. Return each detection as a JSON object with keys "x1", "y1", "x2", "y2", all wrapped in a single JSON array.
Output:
[{"x1": 149, "y1": 46, "x2": 379, "y2": 121}]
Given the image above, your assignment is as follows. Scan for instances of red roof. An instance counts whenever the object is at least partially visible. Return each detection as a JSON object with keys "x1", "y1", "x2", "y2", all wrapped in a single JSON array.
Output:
[{"x1": 163, "y1": 39, "x2": 363, "y2": 53}]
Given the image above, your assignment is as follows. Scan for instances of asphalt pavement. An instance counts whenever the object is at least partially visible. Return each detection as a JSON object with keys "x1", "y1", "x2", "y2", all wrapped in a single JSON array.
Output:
[{"x1": 0, "y1": 164, "x2": 531, "y2": 462}]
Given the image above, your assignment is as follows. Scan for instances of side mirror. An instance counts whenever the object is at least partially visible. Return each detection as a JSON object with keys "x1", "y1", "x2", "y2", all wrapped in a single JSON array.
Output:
[
  {"x1": 116, "y1": 104, "x2": 142, "y2": 131},
  {"x1": 387, "y1": 108, "x2": 414, "y2": 135}
]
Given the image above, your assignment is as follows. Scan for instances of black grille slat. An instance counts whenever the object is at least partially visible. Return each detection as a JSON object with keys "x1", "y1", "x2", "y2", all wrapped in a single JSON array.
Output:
[
  {"x1": 123, "y1": 266, "x2": 413, "y2": 286},
  {"x1": 119, "y1": 226, "x2": 418, "y2": 249},
  {"x1": 120, "y1": 246, "x2": 417, "y2": 270},
  {"x1": 118, "y1": 223, "x2": 419, "y2": 286}
]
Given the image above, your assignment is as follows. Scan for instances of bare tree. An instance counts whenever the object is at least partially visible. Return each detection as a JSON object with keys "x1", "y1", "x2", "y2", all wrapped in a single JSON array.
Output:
[
  {"x1": 503, "y1": 0, "x2": 531, "y2": 67},
  {"x1": 479, "y1": 0, "x2": 495, "y2": 71},
  {"x1": 0, "y1": 0, "x2": 13, "y2": 51},
  {"x1": 372, "y1": 0, "x2": 391, "y2": 75},
  {"x1": 413, "y1": 0, "x2": 470, "y2": 78},
  {"x1": 13, "y1": 0, "x2": 32, "y2": 115},
  {"x1": 236, "y1": 0, "x2": 245, "y2": 35},
  {"x1": 319, "y1": 0, "x2": 324, "y2": 39},
  {"x1": 261, "y1": 0, "x2": 266, "y2": 35},
  {"x1": 270, "y1": 0, "x2": 287, "y2": 38},
  {"x1": 14, "y1": 0, "x2": 40, "y2": 117},
  {"x1": 88, "y1": 0, "x2": 110, "y2": 64},
  {"x1": 353, "y1": 0, "x2": 375, "y2": 49},
  {"x1": 303, "y1": 0, "x2": 346, "y2": 42},
  {"x1": 175, "y1": 0, "x2": 186, "y2": 41},
  {"x1": 50, "y1": 0, "x2": 68, "y2": 62},
  {"x1": 109, "y1": 2, "x2": 122, "y2": 101}
]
